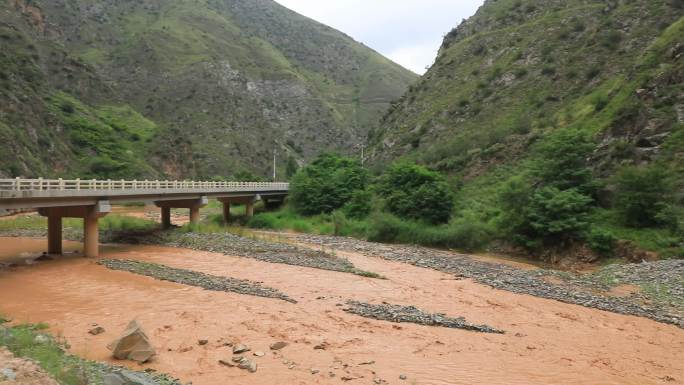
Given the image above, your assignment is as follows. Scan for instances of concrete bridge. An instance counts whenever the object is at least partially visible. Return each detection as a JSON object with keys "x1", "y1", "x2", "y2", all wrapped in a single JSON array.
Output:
[{"x1": 0, "y1": 178, "x2": 289, "y2": 257}]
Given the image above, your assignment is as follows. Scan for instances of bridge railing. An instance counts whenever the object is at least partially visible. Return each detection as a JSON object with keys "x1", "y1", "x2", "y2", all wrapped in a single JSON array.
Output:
[{"x1": 0, "y1": 178, "x2": 289, "y2": 192}]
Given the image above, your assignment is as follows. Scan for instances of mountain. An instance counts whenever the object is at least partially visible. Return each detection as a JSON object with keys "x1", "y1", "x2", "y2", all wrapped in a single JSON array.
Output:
[
  {"x1": 370, "y1": 0, "x2": 683, "y2": 186},
  {"x1": 0, "y1": 0, "x2": 416, "y2": 179}
]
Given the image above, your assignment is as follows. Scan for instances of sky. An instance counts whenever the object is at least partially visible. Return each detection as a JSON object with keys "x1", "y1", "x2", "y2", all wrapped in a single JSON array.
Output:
[{"x1": 274, "y1": 0, "x2": 484, "y2": 74}]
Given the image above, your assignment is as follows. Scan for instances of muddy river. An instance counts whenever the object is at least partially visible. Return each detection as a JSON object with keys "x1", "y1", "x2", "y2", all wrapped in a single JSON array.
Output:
[{"x1": 0, "y1": 236, "x2": 682, "y2": 385}]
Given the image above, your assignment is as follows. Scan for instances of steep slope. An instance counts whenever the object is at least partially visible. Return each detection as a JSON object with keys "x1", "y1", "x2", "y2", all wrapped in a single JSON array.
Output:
[
  {"x1": 0, "y1": 0, "x2": 416, "y2": 179},
  {"x1": 371, "y1": 0, "x2": 683, "y2": 183}
]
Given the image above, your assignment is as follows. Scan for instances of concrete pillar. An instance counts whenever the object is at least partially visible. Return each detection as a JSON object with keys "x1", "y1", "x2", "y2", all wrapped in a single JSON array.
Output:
[
  {"x1": 47, "y1": 216, "x2": 62, "y2": 255},
  {"x1": 83, "y1": 213, "x2": 99, "y2": 258},
  {"x1": 189, "y1": 206, "x2": 200, "y2": 224},
  {"x1": 161, "y1": 207, "x2": 171, "y2": 229},
  {"x1": 222, "y1": 201, "x2": 231, "y2": 224},
  {"x1": 245, "y1": 201, "x2": 254, "y2": 217}
]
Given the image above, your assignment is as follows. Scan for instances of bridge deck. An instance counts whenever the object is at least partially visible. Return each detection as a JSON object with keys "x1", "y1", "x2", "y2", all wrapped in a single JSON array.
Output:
[{"x1": 0, "y1": 179, "x2": 289, "y2": 210}]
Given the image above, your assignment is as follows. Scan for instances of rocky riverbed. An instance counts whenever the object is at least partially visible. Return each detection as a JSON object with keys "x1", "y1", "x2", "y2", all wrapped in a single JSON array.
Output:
[
  {"x1": 343, "y1": 301, "x2": 505, "y2": 334},
  {"x1": 99, "y1": 259, "x2": 296, "y2": 303},
  {"x1": 107, "y1": 231, "x2": 382, "y2": 278},
  {"x1": 292, "y1": 234, "x2": 684, "y2": 328}
]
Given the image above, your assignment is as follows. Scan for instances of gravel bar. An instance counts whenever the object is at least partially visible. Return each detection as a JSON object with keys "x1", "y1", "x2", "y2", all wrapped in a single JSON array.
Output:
[
  {"x1": 294, "y1": 234, "x2": 684, "y2": 328},
  {"x1": 99, "y1": 259, "x2": 296, "y2": 303},
  {"x1": 344, "y1": 301, "x2": 505, "y2": 334},
  {"x1": 110, "y1": 231, "x2": 380, "y2": 278}
]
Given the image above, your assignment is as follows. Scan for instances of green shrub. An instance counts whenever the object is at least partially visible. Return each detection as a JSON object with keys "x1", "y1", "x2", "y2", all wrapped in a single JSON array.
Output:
[
  {"x1": 290, "y1": 153, "x2": 368, "y2": 216},
  {"x1": 530, "y1": 129, "x2": 595, "y2": 191},
  {"x1": 343, "y1": 190, "x2": 373, "y2": 219},
  {"x1": 614, "y1": 165, "x2": 674, "y2": 227},
  {"x1": 376, "y1": 162, "x2": 454, "y2": 224},
  {"x1": 586, "y1": 227, "x2": 616, "y2": 255},
  {"x1": 498, "y1": 177, "x2": 593, "y2": 249}
]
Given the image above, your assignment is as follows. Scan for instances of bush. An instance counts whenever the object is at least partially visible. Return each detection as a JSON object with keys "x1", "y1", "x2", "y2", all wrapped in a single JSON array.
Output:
[
  {"x1": 498, "y1": 177, "x2": 593, "y2": 249},
  {"x1": 376, "y1": 162, "x2": 454, "y2": 224},
  {"x1": 585, "y1": 227, "x2": 616, "y2": 255},
  {"x1": 614, "y1": 166, "x2": 674, "y2": 227},
  {"x1": 530, "y1": 129, "x2": 595, "y2": 191},
  {"x1": 343, "y1": 190, "x2": 373, "y2": 219},
  {"x1": 290, "y1": 153, "x2": 368, "y2": 216}
]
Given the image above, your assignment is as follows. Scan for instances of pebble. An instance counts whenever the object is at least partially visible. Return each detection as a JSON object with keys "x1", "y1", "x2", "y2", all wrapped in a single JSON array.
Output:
[
  {"x1": 253, "y1": 351, "x2": 265, "y2": 357},
  {"x1": 399, "y1": 374, "x2": 407, "y2": 380},
  {"x1": 0, "y1": 368, "x2": 16, "y2": 381},
  {"x1": 270, "y1": 341, "x2": 288, "y2": 350},
  {"x1": 89, "y1": 326, "x2": 106, "y2": 335},
  {"x1": 197, "y1": 339, "x2": 208, "y2": 346}
]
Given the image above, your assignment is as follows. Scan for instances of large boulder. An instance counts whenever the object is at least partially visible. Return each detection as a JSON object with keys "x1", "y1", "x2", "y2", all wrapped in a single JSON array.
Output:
[{"x1": 107, "y1": 320, "x2": 155, "y2": 363}]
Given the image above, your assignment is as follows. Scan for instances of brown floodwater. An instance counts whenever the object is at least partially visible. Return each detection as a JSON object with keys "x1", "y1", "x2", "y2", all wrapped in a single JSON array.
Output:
[{"x1": 0, "y1": 236, "x2": 682, "y2": 385}]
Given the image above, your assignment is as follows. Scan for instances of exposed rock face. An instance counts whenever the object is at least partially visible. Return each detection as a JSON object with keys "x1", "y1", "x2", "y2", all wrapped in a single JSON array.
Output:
[{"x1": 107, "y1": 320, "x2": 156, "y2": 363}]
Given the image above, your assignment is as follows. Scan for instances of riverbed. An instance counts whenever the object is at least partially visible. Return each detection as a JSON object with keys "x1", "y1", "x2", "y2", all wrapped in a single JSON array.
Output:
[{"x1": 0, "y1": 236, "x2": 682, "y2": 385}]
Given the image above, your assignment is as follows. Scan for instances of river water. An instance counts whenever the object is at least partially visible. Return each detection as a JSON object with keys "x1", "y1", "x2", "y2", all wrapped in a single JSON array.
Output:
[{"x1": 0, "y1": 236, "x2": 682, "y2": 385}]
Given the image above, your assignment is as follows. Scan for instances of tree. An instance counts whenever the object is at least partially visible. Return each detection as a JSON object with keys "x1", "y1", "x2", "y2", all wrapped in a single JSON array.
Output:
[
  {"x1": 614, "y1": 165, "x2": 674, "y2": 227},
  {"x1": 376, "y1": 162, "x2": 454, "y2": 224},
  {"x1": 290, "y1": 153, "x2": 368, "y2": 216},
  {"x1": 285, "y1": 156, "x2": 299, "y2": 179},
  {"x1": 498, "y1": 178, "x2": 593, "y2": 249},
  {"x1": 531, "y1": 129, "x2": 595, "y2": 192}
]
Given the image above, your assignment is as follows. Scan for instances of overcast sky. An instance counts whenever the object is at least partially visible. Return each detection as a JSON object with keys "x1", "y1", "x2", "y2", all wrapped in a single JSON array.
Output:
[{"x1": 274, "y1": 0, "x2": 484, "y2": 74}]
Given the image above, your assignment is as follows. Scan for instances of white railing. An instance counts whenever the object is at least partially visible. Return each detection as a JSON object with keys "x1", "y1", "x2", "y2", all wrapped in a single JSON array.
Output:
[{"x1": 0, "y1": 178, "x2": 289, "y2": 192}]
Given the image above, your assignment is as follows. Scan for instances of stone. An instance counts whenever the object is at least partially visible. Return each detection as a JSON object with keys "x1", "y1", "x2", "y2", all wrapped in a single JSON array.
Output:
[
  {"x1": 107, "y1": 320, "x2": 156, "y2": 363},
  {"x1": 33, "y1": 334, "x2": 49, "y2": 344},
  {"x1": 197, "y1": 339, "x2": 208, "y2": 346},
  {"x1": 237, "y1": 358, "x2": 257, "y2": 373},
  {"x1": 218, "y1": 359, "x2": 235, "y2": 367},
  {"x1": 103, "y1": 371, "x2": 158, "y2": 385},
  {"x1": 399, "y1": 374, "x2": 407, "y2": 380},
  {"x1": 89, "y1": 326, "x2": 106, "y2": 335},
  {"x1": 269, "y1": 341, "x2": 288, "y2": 350},
  {"x1": 232, "y1": 344, "x2": 250, "y2": 354},
  {"x1": 313, "y1": 342, "x2": 328, "y2": 350},
  {"x1": 253, "y1": 351, "x2": 265, "y2": 357},
  {"x1": 310, "y1": 368, "x2": 320, "y2": 374},
  {"x1": 0, "y1": 368, "x2": 16, "y2": 381},
  {"x1": 231, "y1": 356, "x2": 244, "y2": 363}
]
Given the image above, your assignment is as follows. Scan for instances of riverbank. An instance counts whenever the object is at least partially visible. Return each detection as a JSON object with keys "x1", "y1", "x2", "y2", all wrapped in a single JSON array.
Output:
[{"x1": 0, "y1": 236, "x2": 682, "y2": 384}]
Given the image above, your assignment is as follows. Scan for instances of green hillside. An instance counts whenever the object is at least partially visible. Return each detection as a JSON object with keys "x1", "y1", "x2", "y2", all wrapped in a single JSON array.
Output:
[
  {"x1": 368, "y1": 0, "x2": 683, "y2": 257},
  {"x1": 0, "y1": 0, "x2": 416, "y2": 179}
]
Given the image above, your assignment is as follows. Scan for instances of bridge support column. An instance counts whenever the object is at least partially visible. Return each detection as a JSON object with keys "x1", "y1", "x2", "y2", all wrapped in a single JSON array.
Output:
[
  {"x1": 83, "y1": 209, "x2": 99, "y2": 258},
  {"x1": 38, "y1": 201, "x2": 111, "y2": 258},
  {"x1": 154, "y1": 196, "x2": 208, "y2": 228},
  {"x1": 161, "y1": 207, "x2": 172, "y2": 229},
  {"x1": 245, "y1": 201, "x2": 254, "y2": 218},
  {"x1": 189, "y1": 206, "x2": 200, "y2": 225},
  {"x1": 222, "y1": 202, "x2": 231, "y2": 224},
  {"x1": 47, "y1": 216, "x2": 62, "y2": 255}
]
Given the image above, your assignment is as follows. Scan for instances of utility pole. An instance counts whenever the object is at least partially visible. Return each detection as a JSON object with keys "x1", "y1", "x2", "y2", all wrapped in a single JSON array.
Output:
[
  {"x1": 360, "y1": 144, "x2": 365, "y2": 167},
  {"x1": 272, "y1": 147, "x2": 277, "y2": 181}
]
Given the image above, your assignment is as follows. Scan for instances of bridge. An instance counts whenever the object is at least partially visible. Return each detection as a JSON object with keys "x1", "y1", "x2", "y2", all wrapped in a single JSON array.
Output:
[{"x1": 0, "y1": 178, "x2": 289, "y2": 257}]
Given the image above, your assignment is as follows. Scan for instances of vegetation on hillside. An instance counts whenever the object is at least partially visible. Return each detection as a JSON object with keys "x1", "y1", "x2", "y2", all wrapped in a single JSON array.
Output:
[{"x1": 0, "y1": 0, "x2": 416, "y2": 179}]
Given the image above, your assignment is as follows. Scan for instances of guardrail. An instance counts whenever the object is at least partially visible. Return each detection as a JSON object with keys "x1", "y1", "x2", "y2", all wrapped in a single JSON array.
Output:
[{"x1": 0, "y1": 178, "x2": 289, "y2": 192}]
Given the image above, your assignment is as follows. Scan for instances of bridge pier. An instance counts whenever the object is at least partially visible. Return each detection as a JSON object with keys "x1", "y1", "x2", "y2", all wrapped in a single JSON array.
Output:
[
  {"x1": 161, "y1": 207, "x2": 172, "y2": 229},
  {"x1": 155, "y1": 196, "x2": 208, "y2": 227},
  {"x1": 217, "y1": 195, "x2": 259, "y2": 224},
  {"x1": 47, "y1": 216, "x2": 62, "y2": 255},
  {"x1": 39, "y1": 201, "x2": 111, "y2": 258}
]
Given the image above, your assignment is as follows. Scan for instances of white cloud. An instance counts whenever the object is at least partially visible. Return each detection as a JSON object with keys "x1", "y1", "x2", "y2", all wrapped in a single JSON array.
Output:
[{"x1": 274, "y1": 0, "x2": 484, "y2": 74}]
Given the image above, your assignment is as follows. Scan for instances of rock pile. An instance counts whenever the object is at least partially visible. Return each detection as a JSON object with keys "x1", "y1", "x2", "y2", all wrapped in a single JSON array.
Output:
[
  {"x1": 99, "y1": 259, "x2": 296, "y2": 303},
  {"x1": 344, "y1": 301, "x2": 505, "y2": 334}
]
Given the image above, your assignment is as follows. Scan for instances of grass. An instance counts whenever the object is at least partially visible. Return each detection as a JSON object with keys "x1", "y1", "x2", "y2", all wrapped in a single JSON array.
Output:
[
  {"x1": 591, "y1": 209, "x2": 683, "y2": 258},
  {"x1": 0, "y1": 320, "x2": 93, "y2": 385},
  {"x1": 0, "y1": 214, "x2": 158, "y2": 233}
]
